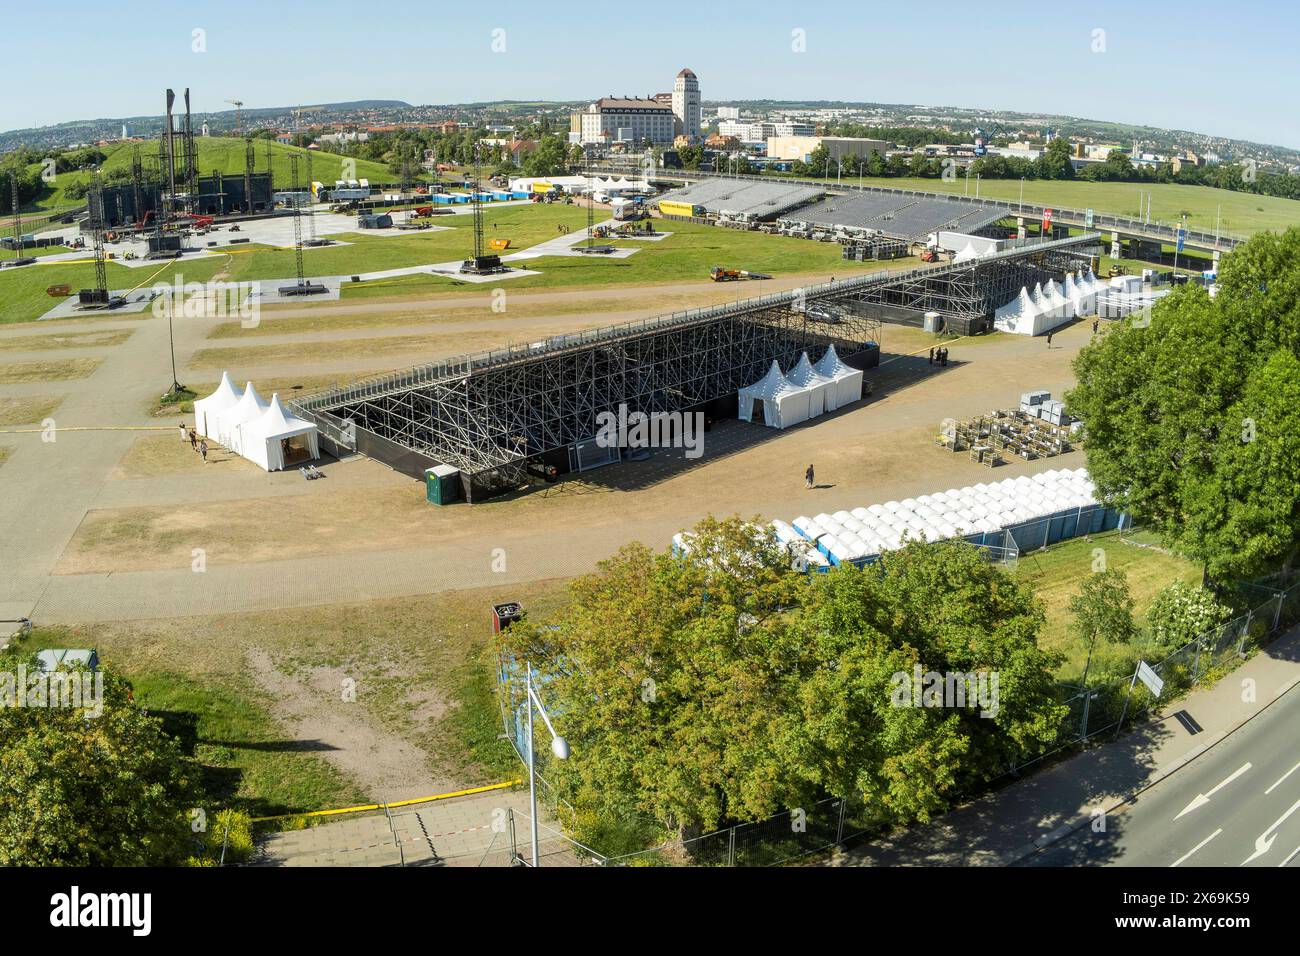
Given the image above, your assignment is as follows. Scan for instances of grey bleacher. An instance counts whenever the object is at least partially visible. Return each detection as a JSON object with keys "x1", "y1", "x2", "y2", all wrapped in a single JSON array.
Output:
[
  {"x1": 658, "y1": 179, "x2": 824, "y2": 219},
  {"x1": 785, "y1": 192, "x2": 1006, "y2": 240}
]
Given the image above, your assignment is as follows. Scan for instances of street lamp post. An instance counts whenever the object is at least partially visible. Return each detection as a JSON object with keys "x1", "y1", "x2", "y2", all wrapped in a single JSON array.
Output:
[{"x1": 523, "y1": 662, "x2": 569, "y2": 867}]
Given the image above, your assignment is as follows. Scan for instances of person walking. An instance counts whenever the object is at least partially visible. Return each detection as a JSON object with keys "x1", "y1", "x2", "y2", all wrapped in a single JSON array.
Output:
[
  {"x1": 188, "y1": 429, "x2": 198, "y2": 451},
  {"x1": 941, "y1": 347, "x2": 949, "y2": 367},
  {"x1": 199, "y1": 439, "x2": 208, "y2": 463},
  {"x1": 928, "y1": 347, "x2": 935, "y2": 365},
  {"x1": 1092, "y1": 318, "x2": 1099, "y2": 336},
  {"x1": 178, "y1": 422, "x2": 187, "y2": 443},
  {"x1": 805, "y1": 464, "x2": 815, "y2": 490},
  {"x1": 1046, "y1": 330, "x2": 1054, "y2": 348}
]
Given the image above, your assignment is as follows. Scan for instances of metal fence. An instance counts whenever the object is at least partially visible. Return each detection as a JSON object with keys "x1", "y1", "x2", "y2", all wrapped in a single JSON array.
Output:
[{"x1": 1014, "y1": 565, "x2": 1300, "y2": 776}]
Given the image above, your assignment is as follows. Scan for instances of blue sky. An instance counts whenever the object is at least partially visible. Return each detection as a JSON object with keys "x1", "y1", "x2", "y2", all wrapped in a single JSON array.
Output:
[{"x1": 1, "y1": 0, "x2": 1296, "y2": 149}]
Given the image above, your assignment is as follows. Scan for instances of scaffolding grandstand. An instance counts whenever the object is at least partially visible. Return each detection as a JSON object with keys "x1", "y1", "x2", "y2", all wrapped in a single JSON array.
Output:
[
  {"x1": 779, "y1": 191, "x2": 1007, "y2": 241},
  {"x1": 657, "y1": 178, "x2": 824, "y2": 220},
  {"x1": 290, "y1": 233, "x2": 1098, "y2": 502}
]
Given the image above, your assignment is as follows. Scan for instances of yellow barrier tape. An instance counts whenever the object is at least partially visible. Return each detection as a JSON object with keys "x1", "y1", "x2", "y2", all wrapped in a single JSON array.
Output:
[{"x1": 249, "y1": 779, "x2": 522, "y2": 823}]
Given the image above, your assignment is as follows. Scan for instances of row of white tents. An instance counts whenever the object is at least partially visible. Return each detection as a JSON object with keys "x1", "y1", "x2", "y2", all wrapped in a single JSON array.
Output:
[
  {"x1": 192, "y1": 372, "x2": 320, "y2": 472},
  {"x1": 790, "y1": 468, "x2": 1101, "y2": 566},
  {"x1": 737, "y1": 346, "x2": 864, "y2": 429},
  {"x1": 672, "y1": 468, "x2": 1118, "y2": 573},
  {"x1": 993, "y1": 268, "x2": 1111, "y2": 336}
]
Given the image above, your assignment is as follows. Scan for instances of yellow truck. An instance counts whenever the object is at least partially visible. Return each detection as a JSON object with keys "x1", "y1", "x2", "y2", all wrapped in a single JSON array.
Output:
[{"x1": 658, "y1": 199, "x2": 705, "y2": 218}]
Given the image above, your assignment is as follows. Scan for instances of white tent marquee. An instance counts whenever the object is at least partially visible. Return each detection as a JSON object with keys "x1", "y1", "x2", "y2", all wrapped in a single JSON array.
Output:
[
  {"x1": 217, "y1": 382, "x2": 269, "y2": 454},
  {"x1": 193, "y1": 372, "x2": 241, "y2": 440},
  {"x1": 952, "y1": 242, "x2": 980, "y2": 264},
  {"x1": 738, "y1": 360, "x2": 811, "y2": 429},
  {"x1": 787, "y1": 353, "x2": 837, "y2": 417},
  {"x1": 241, "y1": 393, "x2": 320, "y2": 471},
  {"x1": 994, "y1": 287, "x2": 1037, "y2": 335},
  {"x1": 814, "y1": 345, "x2": 864, "y2": 410}
]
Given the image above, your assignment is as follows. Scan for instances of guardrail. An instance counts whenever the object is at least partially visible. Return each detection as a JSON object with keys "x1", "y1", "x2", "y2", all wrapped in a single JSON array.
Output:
[{"x1": 296, "y1": 232, "x2": 1098, "y2": 413}]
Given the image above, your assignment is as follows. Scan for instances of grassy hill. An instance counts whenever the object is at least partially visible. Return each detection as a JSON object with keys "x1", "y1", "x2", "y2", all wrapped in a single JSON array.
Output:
[{"x1": 27, "y1": 137, "x2": 408, "y2": 212}]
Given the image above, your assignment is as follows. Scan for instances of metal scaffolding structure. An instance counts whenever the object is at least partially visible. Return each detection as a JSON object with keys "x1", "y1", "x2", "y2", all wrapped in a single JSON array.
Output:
[{"x1": 293, "y1": 233, "x2": 1097, "y2": 500}]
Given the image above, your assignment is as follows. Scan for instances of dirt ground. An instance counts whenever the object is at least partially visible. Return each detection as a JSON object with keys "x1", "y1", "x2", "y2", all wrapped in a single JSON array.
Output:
[
  {"x1": 57, "y1": 319, "x2": 1095, "y2": 575},
  {"x1": 112, "y1": 432, "x2": 261, "y2": 479}
]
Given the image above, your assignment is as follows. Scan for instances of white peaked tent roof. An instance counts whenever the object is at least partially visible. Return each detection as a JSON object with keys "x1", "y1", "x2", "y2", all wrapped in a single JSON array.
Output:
[
  {"x1": 814, "y1": 344, "x2": 864, "y2": 410},
  {"x1": 814, "y1": 343, "x2": 856, "y2": 378},
  {"x1": 218, "y1": 382, "x2": 270, "y2": 451},
  {"x1": 247, "y1": 393, "x2": 316, "y2": 441},
  {"x1": 788, "y1": 352, "x2": 837, "y2": 417},
  {"x1": 1030, "y1": 281, "x2": 1049, "y2": 314},
  {"x1": 227, "y1": 382, "x2": 270, "y2": 426},
  {"x1": 994, "y1": 286, "x2": 1037, "y2": 333},
  {"x1": 789, "y1": 352, "x2": 835, "y2": 389},
  {"x1": 1063, "y1": 273, "x2": 1078, "y2": 300},
  {"x1": 193, "y1": 371, "x2": 241, "y2": 437},
  {"x1": 744, "y1": 360, "x2": 802, "y2": 400},
  {"x1": 738, "y1": 360, "x2": 811, "y2": 428}
]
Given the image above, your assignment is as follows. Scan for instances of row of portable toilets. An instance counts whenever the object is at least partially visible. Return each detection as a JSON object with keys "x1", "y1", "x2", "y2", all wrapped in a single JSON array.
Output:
[
  {"x1": 673, "y1": 468, "x2": 1126, "y2": 573},
  {"x1": 782, "y1": 468, "x2": 1125, "y2": 568}
]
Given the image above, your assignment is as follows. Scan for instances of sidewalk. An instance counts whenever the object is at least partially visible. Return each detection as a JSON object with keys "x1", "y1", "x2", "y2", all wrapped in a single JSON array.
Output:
[
  {"x1": 828, "y1": 626, "x2": 1300, "y2": 866},
  {"x1": 254, "y1": 789, "x2": 584, "y2": 867}
]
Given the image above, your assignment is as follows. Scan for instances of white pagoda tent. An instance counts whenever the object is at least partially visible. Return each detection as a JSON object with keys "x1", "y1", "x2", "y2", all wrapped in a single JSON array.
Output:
[
  {"x1": 814, "y1": 345, "x2": 864, "y2": 410},
  {"x1": 216, "y1": 382, "x2": 269, "y2": 453},
  {"x1": 241, "y1": 393, "x2": 320, "y2": 471},
  {"x1": 193, "y1": 372, "x2": 241, "y2": 441},
  {"x1": 787, "y1": 352, "x2": 837, "y2": 417},
  {"x1": 738, "y1": 360, "x2": 811, "y2": 429}
]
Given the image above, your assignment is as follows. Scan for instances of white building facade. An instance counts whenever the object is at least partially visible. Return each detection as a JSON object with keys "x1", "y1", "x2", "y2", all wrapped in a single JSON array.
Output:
[{"x1": 672, "y1": 68, "x2": 701, "y2": 141}]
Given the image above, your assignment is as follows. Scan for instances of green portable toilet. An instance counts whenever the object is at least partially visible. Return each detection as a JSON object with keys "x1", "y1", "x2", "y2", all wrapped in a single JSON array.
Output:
[{"x1": 425, "y1": 465, "x2": 461, "y2": 505}]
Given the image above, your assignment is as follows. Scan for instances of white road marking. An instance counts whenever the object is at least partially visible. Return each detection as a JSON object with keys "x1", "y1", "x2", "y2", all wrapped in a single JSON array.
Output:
[
  {"x1": 1174, "y1": 762, "x2": 1252, "y2": 820},
  {"x1": 1242, "y1": 796, "x2": 1300, "y2": 865},
  {"x1": 1280, "y1": 844, "x2": 1300, "y2": 868},
  {"x1": 1265, "y1": 759, "x2": 1300, "y2": 795},
  {"x1": 1171, "y1": 829, "x2": 1223, "y2": 867}
]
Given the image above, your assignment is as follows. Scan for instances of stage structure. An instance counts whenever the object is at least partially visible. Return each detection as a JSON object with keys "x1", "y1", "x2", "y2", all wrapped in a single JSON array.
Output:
[{"x1": 293, "y1": 233, "x2": 1097, "y2": 501}]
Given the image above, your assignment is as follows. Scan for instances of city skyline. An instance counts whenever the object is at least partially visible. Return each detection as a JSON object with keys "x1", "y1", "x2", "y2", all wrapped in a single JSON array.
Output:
[{"x1": 1, "y1": 0, "x2": 1296, "y2": 149}]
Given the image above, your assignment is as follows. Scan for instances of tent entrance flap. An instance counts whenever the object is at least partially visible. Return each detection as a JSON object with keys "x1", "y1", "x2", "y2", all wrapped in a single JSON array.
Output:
[{"x1": 282, "y1": 435, "x2": 314, "y2": 467}]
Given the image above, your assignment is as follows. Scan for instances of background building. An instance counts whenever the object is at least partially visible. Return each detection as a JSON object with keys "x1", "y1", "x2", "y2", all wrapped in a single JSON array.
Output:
[
  {"x1": 578, "y1": 97, "x2": 676, "y2": 145},
  {"x1": 766, "y1": 135, "x2": 889, "y2": 164},
  {"x1": 672, "y1": 68, "x2": 701, "y2": 141}
]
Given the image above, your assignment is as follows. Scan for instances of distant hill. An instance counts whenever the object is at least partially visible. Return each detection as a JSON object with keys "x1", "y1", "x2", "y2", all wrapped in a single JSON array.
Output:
[{"x1": 0, "y1": 101, "x2": 413, "y2": 154}]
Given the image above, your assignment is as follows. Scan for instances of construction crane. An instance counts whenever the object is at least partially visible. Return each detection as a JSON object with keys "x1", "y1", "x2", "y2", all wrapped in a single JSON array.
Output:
[
  {"x1": 225, "y1": 98, "x2": 244, "y2": 136},
  {"x1": 973, "y1": 122, "x2": 1010, "y2": 157}
]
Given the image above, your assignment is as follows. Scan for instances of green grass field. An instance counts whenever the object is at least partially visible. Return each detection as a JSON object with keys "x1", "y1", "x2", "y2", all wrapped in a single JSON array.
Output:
[
  {"x1": 1013, "y1": 529, "x2": 1201, "y2": 682},
  {"x1": 795, "y1": 174, "x2": 1300, "y2": 237}
]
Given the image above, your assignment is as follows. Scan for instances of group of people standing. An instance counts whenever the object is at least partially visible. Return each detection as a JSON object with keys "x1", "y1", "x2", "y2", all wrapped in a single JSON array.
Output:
[
  {"x1": 179, "y1": 422, "x2": 208, "y2": 463},
  {"x1": 928, "y1": 346, "x2": 950, "y2": 367}
]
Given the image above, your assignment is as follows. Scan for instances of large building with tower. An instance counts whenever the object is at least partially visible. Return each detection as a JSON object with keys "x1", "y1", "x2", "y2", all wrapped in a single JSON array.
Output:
[{"x1": 573, "y1": 69, "x2": 701, "y2": 146}]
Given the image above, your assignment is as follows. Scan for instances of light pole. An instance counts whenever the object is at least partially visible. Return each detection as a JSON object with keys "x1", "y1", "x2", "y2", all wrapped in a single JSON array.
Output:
[
  {"x1": 523, "y1": 662, "x2": 569, "y2": 867},
  {"x1": 1019, "y1": 176, "x2": 1025, "y2": 212}
]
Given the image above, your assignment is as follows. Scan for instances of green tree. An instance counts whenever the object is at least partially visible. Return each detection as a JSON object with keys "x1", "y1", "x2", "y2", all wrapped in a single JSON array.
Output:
[
  {"x1": 498, "y1": 518, "x2": 1066, "y2": 848},
  {"x1": 521, "y1": 135, "x2": 568, "y2": 177},
  {"x1": 1068, "y1": 228, "x2": 1300, "y2": 581},
  {"x1": 0, "y1": 663, "x2": 199, "y2": 866},
  {"x1": 1068, "y1": 569, "x2": 1137, "y2": 686}
]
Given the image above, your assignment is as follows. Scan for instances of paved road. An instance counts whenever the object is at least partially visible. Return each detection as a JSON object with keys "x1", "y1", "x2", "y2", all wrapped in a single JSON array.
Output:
[{"x1": 1023, "y1": 679, "x2": 1300, "y2": 867}]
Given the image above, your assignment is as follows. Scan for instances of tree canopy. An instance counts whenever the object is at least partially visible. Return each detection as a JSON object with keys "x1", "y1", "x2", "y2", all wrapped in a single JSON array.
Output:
[
  {"x1": 1068, "y1": 227, "x2": 1300, "y2": 582},
  {"x1": 0, "y1": 661, "x2": 198, "y2": 866},
  {"x1": 498, "y1": 517, "x2": 1066, "y2": 848}
]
